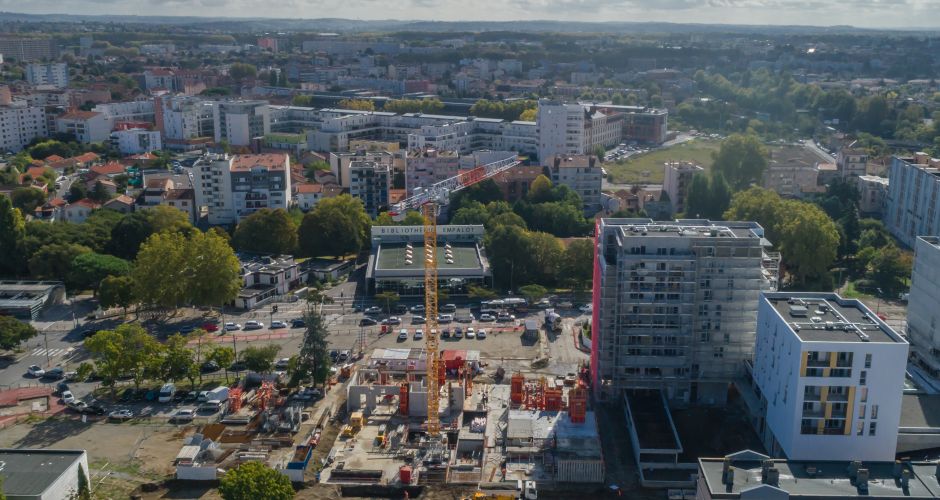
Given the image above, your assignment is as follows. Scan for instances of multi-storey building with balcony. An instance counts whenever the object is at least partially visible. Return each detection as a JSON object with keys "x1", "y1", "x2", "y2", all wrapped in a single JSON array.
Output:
[
  {"x1": 908, "y1": 236, "x2": 940, "y2": 380},
  {"x1": 547, "y1": 154, "x2": 602, "y2": 215},
  {"x1": 25, "y1": 63, "x2": 68, "y2": 88},
  {"x1": 837, "y1": 146, "x2": 869, "y2": 179},
  {"x1": 213, "y1": 100, "x2": 270, "y2": 147},
  {"x1": 405, "y1": 148, "x2": 460, "y2": 194},
  {"x1": 0, "y1": 97, "x2": 47, "y2": 153},
  {"x1": 592, "y1": 218, "x2": 779, "y2": 405},
  {"x1": 192, "y1": 153, "x2": 291, "y2": 225},
  {"x1": 751, "y1": 292, "x2": 907, "y2": 462},
  {"x1": 349, "y1": 161, "x2": 390, "y2": 218},
  {"x1": 663, "y1": 161, "x2": 704, "y2": 215},
  {"x1": 885, "y1": 153, "x2": 940, "y2": 248}
]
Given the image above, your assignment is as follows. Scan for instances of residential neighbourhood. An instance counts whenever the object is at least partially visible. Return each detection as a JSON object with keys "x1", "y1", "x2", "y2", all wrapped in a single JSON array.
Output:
[{"x1": 0, "y1": 9, "x2": 938, "y2": 500}]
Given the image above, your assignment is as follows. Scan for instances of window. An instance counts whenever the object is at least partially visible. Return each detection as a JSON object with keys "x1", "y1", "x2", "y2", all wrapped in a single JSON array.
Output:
[
  {"x1": 860, "y1": 387, "x2": 868, "y2": 402},
  {"x1": 859, "y1": 404, "x2": 866, "y2": 418},
  {"x1": 869, "y1": 422, "x2": 877, "y2": 436},
  {"x1": 714, "y1": 347, "x2": 724, "y2": 358},
  {"x1": 857, "y1": 421, "x2": 864, "y2": 436},
  {"x1": 865, "y1": 353, "x2": 872, "y2": 369},
  {"x1": 860, "y1": 370, "x2": 867, "y2": 386},
  {"x1": 871, "y1": 405, "x2": 879, "y2": 420}
]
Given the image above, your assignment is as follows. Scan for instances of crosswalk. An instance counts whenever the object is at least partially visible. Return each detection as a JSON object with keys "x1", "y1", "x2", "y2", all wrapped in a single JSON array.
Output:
[{"x1": 29, "y1": 347, "x2": 73, "y2": 358}]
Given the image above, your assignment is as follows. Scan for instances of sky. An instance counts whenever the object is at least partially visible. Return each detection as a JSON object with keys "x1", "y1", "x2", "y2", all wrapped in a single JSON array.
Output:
[{"x1": 3, "y1": 0, "x2": 940, "y2": 29}]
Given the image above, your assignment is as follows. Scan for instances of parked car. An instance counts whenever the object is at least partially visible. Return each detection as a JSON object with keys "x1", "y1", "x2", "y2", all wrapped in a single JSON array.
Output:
[
  {"x1": 275, "y1": 358, "x2": 290, "y2": 370},
  {"x1": 579, "y1": 304, "x2": 593, "y2": 314},
  {"x1": 338, "y1": 350, "x2": 351, "y2": 362},
  {"x1": 441, "y1": 304, "x2": 457, "y2": 313},
  {"x1": 60, "y1": 391, "x2": 76, "y2": 404},
  {"x1": 42, "y1": 367, "x2": 64, "y2": 380},
  {"x1": 291, "y1": 318, "x2": 306, "y2": 328},
  {"x1": 454, "y1": 327, "x2": 463, "y2": 339},
  {"x1": 383, "y1": 317, "x2": 401, "y2": 326},
  {"x1": 56, "y1": 382, "x2": 70, "y2": 395},
  {"x1": 329, "y1": 350, "x2": 339, "y2": 361},
  {"x1": 202, "y1": 322, "x2": 219, "y2": 333},
  {"x1": 397, "y1": 330, "x2": 408, "y2": 341},
  {"x1": 411, "y1": 305, "x2": 425, "y2": 313},
  {"x1": 412, "y1": 316, "x2": 426, "y2": 325},
  {"x1": 479, "y1": 314, "x2": 496, "y2": 322},
  {"x1": 456, "y1": 314, "x2": 474, "y2": 323},
  {"x1": 108, "y1": 409, "x2": 134, "y2": 421},
  {"x1": 365, "y1": 306, "x2": 382, "y2": 315},
  {"x1": 438, "y1": 314, "x2": 453, "y2": 324},
  {"x1": 173, "y1": 390, "x2": 188, "y2": 403},
  {"x1": 270, "y1": 320, "x2": 288, "y2": 329},
  {"x1": 197, "y1": 391, "x2": 209, "y2": 402},
  {"x1": 179, "y1": 325, "x2": 196, "y2": 334},
  {"x1": 359, "y1": 317, "x2": 378, "y2": 326},
  {"x1": 477, "y1": 329, "x2": 487, "y2": 339},
  {"x1": 223, "y1": 322, "x2": 242, "y2": 332},
  {"x1": 243, "y1": 321, "x2": 264, "y2": 330},
  {"x1": 496, "y1": 312, "x2": 514, "y2": 322},
  {"x1": 173, "y1": 408, "x2": 195, "y2": 423},
  {"x1": 442, "y1": 329, "x2": 451, "y2": 339},
  {"x1": 26, "y1": 365, "x2": 44, "y2": 378},
  {"x1": 414, "y1": 329, "x2": 424, "y2": 340},
  {"x1": 394, "y1": 305, "x2": 408, "y2": 314},
  {"x1": 201, "y1": 360, "x2": 220, "y2": 373},
  {"x1": 466, "y1": 327, "x2": 476, "y2": 339},
  {"x1": 80, "y1": 329, "x2": 98, "y2": 339},
  {"x1": 119, "y1": 388, "x2": 135, "y2": 402}
]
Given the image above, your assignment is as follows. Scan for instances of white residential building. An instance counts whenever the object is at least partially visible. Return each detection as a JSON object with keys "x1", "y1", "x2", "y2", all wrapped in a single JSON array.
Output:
[
  {"x1": 0, "y1": 100, "x2": 47, "y2": 152},
  {"x1": 25, "y1": 62, "x2": 68, "y2": 88},
  {"x1": 547, "y1": 154, "x2": 602, "y2": 215},
  {"x1": 837, "y1": 146, "x2": 869, "y2": 179},
  {"x1": 55, "y1": 111, "x2": 110, "y2": 144},
  {"x1": 592, "y1": 219, "x2": 779, "y2": 405},
  {"x1": 663, "y1": 161, "x2": 704, "y2": 215},
  {"x1": 110, "y1": 128, "x2": 162, "y2": 155},
  {"x1": 157, "y1": 95, "x2": 215, "y2": 149},
  {"x1": 213, "y1": 100, "x2": 270, "y2": 147},
  {"x1": 405, "y1": 148, "x2": 460, "y2": 194},
  {"x1": 193, "y1": 153, "x2": 291, "y2": 225},
  {"x1": 349, "y1": 161, "x2": 389, "y2": 218},
  {"x1": 751, "y1": 292, "x2": 907, "y2": 462},
  {"x1": 908, "y1": 236, "x2": 940, "y2": 380},
  {"x1": 537, "y1": 99, "x2": 585, "y2": 162},
  {"x1": 884, "y1": 154, "x2": 940, "y2": 248},
  {"x1": 857, "y1": 175, "x2": 888, "y2": 216},
  {"x1": 330, "y1": 149, "x2": 403, "y2": 188},
  {"x1": 93, "y1": 100, "x2": 155, "y2": 126}
]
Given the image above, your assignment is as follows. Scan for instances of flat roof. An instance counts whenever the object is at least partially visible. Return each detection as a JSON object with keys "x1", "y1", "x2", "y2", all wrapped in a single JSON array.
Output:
[
  {"x1": 900, "y1": 394, "x2": 940, "y2": 429},
  {"x1": 604, "y1": 219, "x2": 764, "y2": 239},
  {"x1": 699, "y1": 450, "x2": 940, "y2": 498},
  {"x1": 765, "y1": 294, "x2": 899, "y2": 343},
  {"x1": 0, "y1": 448, "x2": 85, "y2": 497},
  {"x1": 375, "y1": 243, "x2": 482, "y2": 272}
]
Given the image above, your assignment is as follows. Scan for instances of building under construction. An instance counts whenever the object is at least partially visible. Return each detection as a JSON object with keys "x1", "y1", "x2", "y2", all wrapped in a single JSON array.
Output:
[{"x1": 320, "y1": 349, "x2": 603, "y2": 486}]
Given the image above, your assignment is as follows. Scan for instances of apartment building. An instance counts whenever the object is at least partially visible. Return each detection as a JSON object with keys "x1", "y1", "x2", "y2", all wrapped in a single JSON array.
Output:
[
  {"x1": 592, "y1": 219, "x2": 779, "y2": 405},
  {"x1": 751, "y1": 292, "x2": 907, "y2": 462},
  {"x1": 908, "y1": 236, "x2": 940, "y2": 380},
  {"x1": 405, "y1": 148, "x2": 460, "y2": 194},
  {"x1": 349, "y1": 161, "x2": 390, "y2": 218},
  {"x1": 0, "y1": 37, "x2": 57, "y2": 61},
  {"x1": 837, "y1": 146, "x2": 869, "y2": 179},
  {"x1": 93, "y1": 100, "x2": 155, "y2": 126},
  {"x1": 110, "y1": 128, "x2": 161, "y2": 155},
  {"x1": 858, "y1": 175, "x2": 888, "y2": 216},
  {"x1": 157, "y1": 95, "x2": 215, "y2": 149},
  {"x1": 329, "y1": 149, "x2": 403, "y2": 188},
  {"x1": 193, "y1": 153, "x2": 291, "y2": 225},
  {"x1": 213, "y1": 100, "x2": 270, "y2": 147},
  {"x1": 537, "y1": 99, "x2": 586, "y2": 162},
  {"x1": 0, "y1": 99, "x2": 47, "y2": 153},
  {"x1": 55, "y1": 111, "x2": 110, "y2": 144},
  {"x1": 546, "y1": 154, "x2": 602, "y2": 215},
  {"x1": 663, "y1": 162, "x2": 704, "y2": 215},
  {"x1": 884, "y1": 154, "x2": 940, "y2": 248},
  {"x1": 25, "y1": 63, "x2": 68, "y2": 88}
]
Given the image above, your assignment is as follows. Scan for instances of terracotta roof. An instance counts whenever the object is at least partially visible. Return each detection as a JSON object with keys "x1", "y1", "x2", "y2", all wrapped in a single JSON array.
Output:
[
  {"x1": 295, "y1": 183, "x2": 322, "y2": 194},
  {"x1": 164, "y1": 188, "x2": 194, "y2": 201},
  {"x1": 91, "y1": 162, "x2": 125, "y2": 176},
  {"x1": 73, "y1": 152, "x2": 100, "y2": 163},
  {"x1": 105, "y1": 194, "x2": 135, "y2": 206},
  {"x1": 69, "y1": 198, "x2": 101, "y2": 209},
  {"x1": 128, "y1": 152, "x2": 158, "y2": 161},
  {"x1": 145, "y1": 178, "x2": 172, "y2": 190},
  {"x1": 389, "y1": 188, "x2": 406, "y2": 204},
  {"x1": 24, "y1": 166, "x2": 47, "y2": 179},
  {"x1": 230, "y1": 153, "x2": 289, "y2": 172},
  {"x1": 46, "y1": 197, "x2": 67, "y2": 208},
  {"x1": 43, "y1": 154, "x2": 65, "y2": 162},
  {"x1": 59, "y1": 110, "x2": 102, "y2": 121}
]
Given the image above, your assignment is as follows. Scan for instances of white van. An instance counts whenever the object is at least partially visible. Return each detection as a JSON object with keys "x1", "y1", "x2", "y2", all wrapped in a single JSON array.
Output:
[{"x1": 158, "y1": 383, "x2": 176, "y2": 403}]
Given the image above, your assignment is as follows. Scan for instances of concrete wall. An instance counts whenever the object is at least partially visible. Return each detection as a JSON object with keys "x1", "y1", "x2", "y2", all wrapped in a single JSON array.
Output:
[
  {"x1": 176, "y1": 465, "x2": 218, "y2": 481},
  {"x1": 39, "y1": 451, "x2": 89, "y2": 500}
]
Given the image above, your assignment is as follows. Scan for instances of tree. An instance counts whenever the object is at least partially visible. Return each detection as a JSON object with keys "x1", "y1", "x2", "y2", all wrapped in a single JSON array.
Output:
[
  {"x1": 776, "y1": 201, "x2": 840, "y2": 285},
  {"x1": 207, "y1": 345, "x2": 236, "y2": 382},
  {"x1": 528, "y1": 175, "x2": 554, "y2": 204},
  {"x1": 560, "y1": 239, "x2": 594, "y2": 290},
  {"x1": 0, "y1": 316, "x2": 37, "y2": 350},
  {"x1": 338, "y1": 99, "x2": 375, "y2": 111},
  {"x1": 684, "y1": 172, "x2": 711, "y2": 218},
  {"x1": 241, "y1": 345, "x2": 280, "y2": 373},
  {"x1": 485, "y1": 224, "x2": 535, "y2": 290},
  {"x1": 229, "y1": 63, "x2": 257, "y2": 82},
  {"x1": 107, "y1": 207, "x2": 194, "y2": 260},
  {"x1": 724, "y1": 187, "x2": 785, "y2": 242},
  {"x1": 468, "y1": 284, "x2": 498, "y2": 300},
  {"x1": 375, "y1": 291, "x2": 400, "y2": 313},
  {"x1": 290, "y1": 310, "x2": 332, "y2": 387},
  {"x1": 85, "y1": 323, "x2": 164, "y2": 395},
  {"x1": 867, "y1": 244, "x2": 912, "y2": 297},
  {"x1": 10, "y1": 187, "x2": 45, "y2": 214},
  {"x1": 89, "y1": 181, "x2": 111, "y2": 203},
  {"x1": 519, "y1": 284, "x2": 548, "y2": 304},
  {"x1": 187, "y1": 230, "x2": 244, "y2": 307},
  {"x1": 219, "y1": 461, "x2": 294, "y2": 500},
  {"x1": 298, "y1": 195, "x2": 371, "y2": 258},
  {"x1": 67, "y1": 183, "x2": 87, "y2": 203},
  {"x1": 75, "y1": 464, "x2": 91, "y2": 500},
  {"x1": 0, "y1": 196, "x2": 25, "y2": 277},
  {"x1": 711, "y1": 134, "x2": 769, "y2": 190},
  {"x1": 709, "y1": 172, "x2": 732, "y2": 219},
  {"x1": 162, "y1": 334, "x2": 198, "y2": 388},
  {"x1": 232, "y1": 208, "x2": 298, "y2": 255},
  {"x1": 69, "y1": 253, "x2": 131, "y2": 293},
  {"x1": 28, "y1": 243, "x2": 90, "y2": 281},
  {"x1": 528, "y1": 231, "x2": 563, "y2": 285},
  {"x1": 98, "y1": 275, "x2": 135, "y2": 315}
]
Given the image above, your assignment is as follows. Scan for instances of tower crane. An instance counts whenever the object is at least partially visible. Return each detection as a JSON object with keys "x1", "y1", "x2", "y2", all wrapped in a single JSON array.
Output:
[{"x1": 390, "y1": 155, "x2": 520, "y2": 438}]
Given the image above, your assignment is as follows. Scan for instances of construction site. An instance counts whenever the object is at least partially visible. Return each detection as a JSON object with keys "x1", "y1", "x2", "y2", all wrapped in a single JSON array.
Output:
[{"x1": 316, "y1": 347, "x2": 602, "y2": 491}]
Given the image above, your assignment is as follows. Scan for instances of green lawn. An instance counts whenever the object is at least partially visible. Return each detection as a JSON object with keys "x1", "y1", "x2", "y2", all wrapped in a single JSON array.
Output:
[
  {"x1": 605, "y1": 139, "x2": 720, "y2": 184},
  {"x1": 841, "y1": 280, "x2": 875, "y2": 300}
]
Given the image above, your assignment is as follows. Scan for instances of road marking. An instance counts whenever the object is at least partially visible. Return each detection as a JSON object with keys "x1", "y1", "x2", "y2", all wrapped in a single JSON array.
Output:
[{"x1": 30, "y1": 348, "x2": 68, "y2": 357}]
